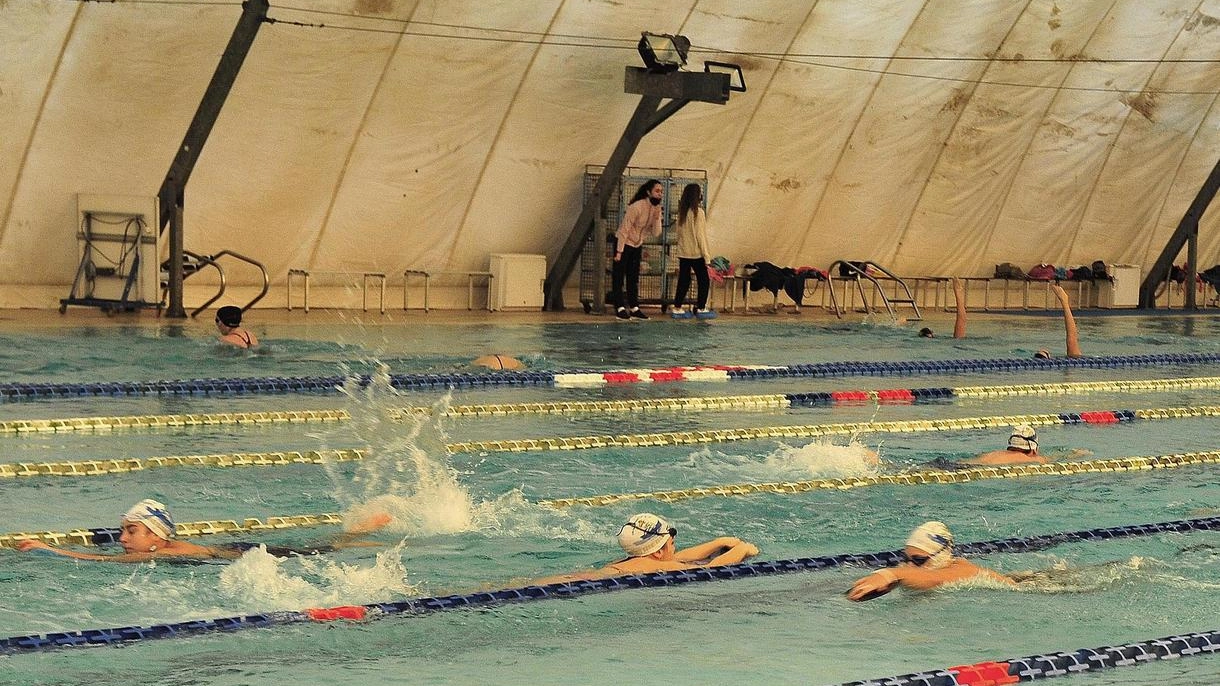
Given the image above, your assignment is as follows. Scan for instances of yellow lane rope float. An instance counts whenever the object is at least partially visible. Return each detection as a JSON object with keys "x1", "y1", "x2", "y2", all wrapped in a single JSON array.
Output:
[
  {"x1": 445, "y1": 405, "x2": 1220, "y2": 454},
  {"x1": 538, "y1": 451, "x2": 1220, "y2": 508},
  {"x1": 4, "y1": 377, "x2": 1219, "y2": 434},
  {"x1": 3, "y1": 406, "x2": 1216, "y2": 480},
  {"x1": 0, "y1": 513, "x2": 343, "y2": 549},
  {"x1": 0, "y1": 409, "x2": 350, "y2": 435},
  {"x1": 0, "y1": 449, "x2": 365, "y2": 478}
]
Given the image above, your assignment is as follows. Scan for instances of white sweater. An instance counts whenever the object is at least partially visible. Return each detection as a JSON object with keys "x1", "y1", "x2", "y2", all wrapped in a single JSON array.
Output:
[{"x1": 673, "y1": 207, "x2": 711, "y2": 261}]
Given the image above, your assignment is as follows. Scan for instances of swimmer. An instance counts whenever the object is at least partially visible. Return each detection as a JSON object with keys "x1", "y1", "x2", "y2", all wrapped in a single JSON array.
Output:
[
  {"x1": 535, "y1": 513, "x2": 759, "y2": 583},
  {"x1": 913, "y1": 277, "x2": 967, "y2": 339},
  {"x1": 961, "y1": 424, "x2": 1047, "y2": 466},
  {"x1": 472, "y1": 354, "x2": 525, "y2": 371},
  {"x1": 847, "y1": 521, "x2": 1013, "y2": 601},
  {"x1": 215, "y1": 305, "x2": 259, "y2": 349},
  {"x1": 14, "y1": 499, "x2": 390, "y2": 563},
  {"x1": 1034, "y1": 284, "x2": 1082, "y2": 359}
]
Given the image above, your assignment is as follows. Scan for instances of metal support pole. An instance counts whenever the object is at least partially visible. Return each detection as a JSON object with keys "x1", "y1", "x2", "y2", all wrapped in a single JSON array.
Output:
[
  {"x1": 1139, "y1": 157, "x2": 1220, "y2": 309},
  {"x1": 167, "y1": 197, "x2": 185, "y2": 318},
  {"x1": 161, "y1": 0, "x2": 269, "y2": 318}
]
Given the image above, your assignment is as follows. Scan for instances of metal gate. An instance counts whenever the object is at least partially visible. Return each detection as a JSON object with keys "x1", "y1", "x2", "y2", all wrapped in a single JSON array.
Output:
[{"x1": 578, "y1": 165, "x2": 708, "y2": 313}]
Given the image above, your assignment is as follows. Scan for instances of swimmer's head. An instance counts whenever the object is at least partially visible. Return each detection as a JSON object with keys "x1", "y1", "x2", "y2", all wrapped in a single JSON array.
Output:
[
  {"x1": 1034, "y1": 349, "x2": 1052, "y2": 359},
  {"x1": 471, "y1": 354, "x2": 524, "y2": 371},
  {"x1": 122, "y1": 499, "x2": 176, "y2": 540},
  {"x1": 1008, "y1": 425, "x2": 1038, "y2": 454},
  {"x1": 918, "y1": 327, "x2": 934, "y2": 338},
  {"x1": 617, "y1": 513, "x2": 676, "y2": 558},
  {"x1": 905, "y1": 521, "x2": 953, "y2": 569},
  {"x1": 216, "y1": 306, "x2": 242, "y2": 328}
]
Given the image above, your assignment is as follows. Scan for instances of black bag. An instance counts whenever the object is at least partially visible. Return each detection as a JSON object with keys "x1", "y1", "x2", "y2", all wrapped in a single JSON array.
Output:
[
  {"x1": 1067, "y1": 265, "x2": 1093, "y2": 281},
  {"x1": 838, "y1": 261, "x2": 870, "y2": 278},
  {"x1": 1091, "y1": 260, "x2": 1109, "y2": 280},
  {"x1": 994, "y1": 262, "x2": 1027, "y2": 280}
]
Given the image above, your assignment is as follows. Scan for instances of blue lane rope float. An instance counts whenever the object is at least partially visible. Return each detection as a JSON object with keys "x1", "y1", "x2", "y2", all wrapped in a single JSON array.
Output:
[
  {"x1": 448, "y1": 404, "x2": 1220, "y2": 455},
  {"x1": 4, "y1": 515, "x2": 1217, "y2": 654},
  {"x1": 6, "y1": 377, "x2": 1218, "y2": 436},
  {"x1": 0, "y1": 352, "x2": 1218, "y2": 400},
  {"x1": 828, "y1": 629, "x2": 1220, "y2": 685}
]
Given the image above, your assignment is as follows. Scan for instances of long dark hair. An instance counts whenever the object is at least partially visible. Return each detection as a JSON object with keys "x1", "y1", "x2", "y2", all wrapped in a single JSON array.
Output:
[
  {"x1": 629, "y1": 179, "x2": 662, "y2": 204},
  {"x1": 678, "y1": 183, "x2": 702, "y2": 225}
]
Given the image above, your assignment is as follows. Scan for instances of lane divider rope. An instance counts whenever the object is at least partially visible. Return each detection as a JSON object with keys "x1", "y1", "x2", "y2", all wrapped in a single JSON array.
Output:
[
  {"x1": 828, "y1": 630, "x2": 1220, "y2": 685},
  {"x1": 3, "y1": 515, "x2": 1216, "y2": 654},
  {"x1": 0, "y1": 352, "x2": 1217, "y2": 399},
  {"x1": 0, "y1": 409, "x2": 350, "y2": 435},
  {"x1": 0, "y1": 449, "x2": 365, "y2": 479},
  {"x1": 5, "y1": 406, "x2": 1211, "y2": 480},
  {"x1": 446, "y1": 405, "x2": 1220, "y2": 454},
  {"x1": 538, "y1": 450, "x2": 1220, "y2": 508},
  {"x1": 13, "y1": 375, "x2": 1220, "y2": 435},
  {"x1": 0, "y1": 513, "x2": 342, "y2": 549}
]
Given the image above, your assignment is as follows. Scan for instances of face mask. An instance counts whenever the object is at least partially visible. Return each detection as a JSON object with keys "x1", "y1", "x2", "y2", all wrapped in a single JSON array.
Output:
[{"x1": 649, "y1": 196, "x2": 661, "y2": 206}]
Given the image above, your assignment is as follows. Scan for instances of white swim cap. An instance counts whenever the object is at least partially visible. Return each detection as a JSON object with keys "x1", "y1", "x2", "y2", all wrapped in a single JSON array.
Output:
[
  {"x1": 1008, "y1": 425, "x2": 1038, "y2": 453},
  {"x1": 905, "y1": 521, "x2": 953, "y2": 569},
  {"x1": 617, "y1": 513, "x2": 675, "y2": 558},
  {"x1": 123, "y1": 499, "x2": 176, "y2": 540}
]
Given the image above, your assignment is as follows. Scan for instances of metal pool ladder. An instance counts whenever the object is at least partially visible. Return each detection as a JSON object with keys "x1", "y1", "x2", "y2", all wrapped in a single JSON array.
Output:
[
  {"x1": 826, "y1": 260, "x2": 921, "y2": 320},
  {"x1": 162, "y1": 249, "x2": 269, "y2": 318}
]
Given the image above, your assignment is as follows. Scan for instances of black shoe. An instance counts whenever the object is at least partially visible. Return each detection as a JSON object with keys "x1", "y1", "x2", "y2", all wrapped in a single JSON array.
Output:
[
  {"x1": 616, "y1": 307, "x2": 630, "y2": 320},
  {"x1": 630, "y1": 308, "x2": 649, "y2": 320}
]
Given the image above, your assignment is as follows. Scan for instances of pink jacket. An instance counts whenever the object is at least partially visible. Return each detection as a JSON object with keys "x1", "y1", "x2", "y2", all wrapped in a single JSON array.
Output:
[{"x1": 616, "y1": 199, "x2": 662, "y2": 252}]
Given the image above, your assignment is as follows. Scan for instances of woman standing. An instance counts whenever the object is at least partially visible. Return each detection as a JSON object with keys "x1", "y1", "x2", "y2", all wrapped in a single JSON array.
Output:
[
  {"x1": 670, "y1": 183, "x2": 715, "y2": 319},
  {"x1": 612, "y1": 179, "x2": 664, "y2": 319}
]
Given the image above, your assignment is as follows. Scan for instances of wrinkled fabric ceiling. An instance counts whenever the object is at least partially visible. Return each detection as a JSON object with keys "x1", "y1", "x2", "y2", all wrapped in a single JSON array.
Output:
[{"x1": 3, "y1": 0, "x2": 1220, "y2": 296}]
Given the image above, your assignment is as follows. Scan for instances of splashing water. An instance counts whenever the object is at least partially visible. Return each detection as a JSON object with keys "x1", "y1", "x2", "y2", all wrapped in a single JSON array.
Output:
[
  {"x1": 688, "y1": 437, "x2": 880, "y2": 483},
  {"x1": 217, "y1": 544, "x2": 416, "y2": 611},
  {"x1": 320, "y1": 365, "x2": 597, "y2": 541}
]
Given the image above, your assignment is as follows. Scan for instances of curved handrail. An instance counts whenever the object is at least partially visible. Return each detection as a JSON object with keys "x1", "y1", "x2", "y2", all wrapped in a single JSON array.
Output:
[
  {"x1": 825, "y1": 260, "x2": 921, "y2": 320},
  {"x1": 186, "y1": 249, "x2": 269, "y2": 318},
  {"x1": 212, "y1": 250, "x2": 269, "y2": 312},
  {"x1": 179, "y1": 250, "x2": 226, "y2": 318}
]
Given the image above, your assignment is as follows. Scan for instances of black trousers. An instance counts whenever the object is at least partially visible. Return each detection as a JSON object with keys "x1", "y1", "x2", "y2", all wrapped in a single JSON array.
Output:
[
  {"x1": 611, "y1": 244, "x2": 643, "y2": 310},
  {"x1": 673, "y1": 256, "x2": 709, "y2": 309}
]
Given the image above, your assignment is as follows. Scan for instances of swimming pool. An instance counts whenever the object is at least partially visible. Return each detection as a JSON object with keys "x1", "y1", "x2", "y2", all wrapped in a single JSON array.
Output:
[{"x1": 1, "y1": 311, "x2": 1219, "y2": 685}]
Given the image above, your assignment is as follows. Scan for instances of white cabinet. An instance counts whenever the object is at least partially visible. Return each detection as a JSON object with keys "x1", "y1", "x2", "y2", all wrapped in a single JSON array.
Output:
[
  {"x1": 489, "y1": 254, "x2": 546, "y2": 310},
  {"x1": 1097, "y1": 264, "x2": 1140, "y2": 308}
]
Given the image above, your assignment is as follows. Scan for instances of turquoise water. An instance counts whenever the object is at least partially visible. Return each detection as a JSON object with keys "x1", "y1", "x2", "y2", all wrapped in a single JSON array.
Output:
[{"x1": 1, "y1": 313, "x2": 1219, "y2": 685}]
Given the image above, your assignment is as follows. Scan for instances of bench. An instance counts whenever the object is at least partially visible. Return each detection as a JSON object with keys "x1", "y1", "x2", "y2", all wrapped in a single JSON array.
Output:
[
  {"x1": 286, "y1": 269, "x2": 387, "y2": 313},
  {"x1": 403, "y1": 270, "x2": 494, "y2": 311}
]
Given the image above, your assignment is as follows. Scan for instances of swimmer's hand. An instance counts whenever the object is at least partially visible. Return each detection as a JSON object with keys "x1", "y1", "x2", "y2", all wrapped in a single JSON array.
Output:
[
  {"x1": 847, "y1": 569, "x2": 899, "y2": 602},
  {"x1": 15, "y1": 540, "x2": 52, "y2": 553}
]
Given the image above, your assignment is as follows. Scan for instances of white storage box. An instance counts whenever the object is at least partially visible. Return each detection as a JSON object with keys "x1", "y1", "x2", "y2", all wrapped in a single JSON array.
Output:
[
  {"x1": 1097, "y1": 264, "x2": 1140, "y2": 308},
  {"x1": 489, "y1": 254, "x2": 546, "y2": 310}
]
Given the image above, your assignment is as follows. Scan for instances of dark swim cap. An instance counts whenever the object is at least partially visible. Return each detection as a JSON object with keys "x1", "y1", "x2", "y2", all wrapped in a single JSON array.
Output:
[{"x1": 216, "y1": 306, "x2": 243, "y2": 327}]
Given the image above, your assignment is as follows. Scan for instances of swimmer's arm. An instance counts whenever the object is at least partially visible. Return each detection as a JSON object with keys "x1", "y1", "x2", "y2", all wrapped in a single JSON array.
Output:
[
  {"x1": 675, "y1": 537, "x2": 759, "y2": 566},
  {"x1": 899, "y1": 561, "x2": 1014, "y2": 590},
  {"x1": 15, "y1": 540, "x2": 155, "y2": 562},
  {"x1": 952, "y1": 277, "x2": 967, "y2": 339},
  {"x1": 848, "y1": 561, "x2": 1012, "y2": 599},
  {"x1": 1052, "y1": 284, "x2": 1082, "y2": 358}
]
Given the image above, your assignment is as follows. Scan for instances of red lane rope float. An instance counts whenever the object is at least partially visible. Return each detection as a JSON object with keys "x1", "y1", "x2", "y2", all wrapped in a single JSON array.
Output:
[
  {"x1": 6, "y1": 516, "x2": 1219, "y2": 654},
  {"x1": 828, "y1": 630, "x2": 1220, "y2": 685}
]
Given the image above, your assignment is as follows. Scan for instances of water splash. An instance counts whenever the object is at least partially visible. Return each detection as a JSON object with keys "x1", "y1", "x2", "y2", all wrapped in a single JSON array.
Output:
[
  {"x1": 320, "y1": 364, "x2": 596, "y2": 540},
  {"x1": 688, "y1": 437, "x2": 880, "y2": 483},
  {"x1": 217, "y1": 544, "x2": 415, "y2": 611}
]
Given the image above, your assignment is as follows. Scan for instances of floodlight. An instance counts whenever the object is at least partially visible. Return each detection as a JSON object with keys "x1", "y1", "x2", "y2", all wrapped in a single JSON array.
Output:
[
  {"x1": 638, "y1": 32, "x2": 690, "y2": 73},
  {"x1": 703, "y1": 61, "x2": 746, "y2": 92}
]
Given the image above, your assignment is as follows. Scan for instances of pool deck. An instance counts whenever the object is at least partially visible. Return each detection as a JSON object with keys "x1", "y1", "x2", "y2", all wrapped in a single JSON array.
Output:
[{"x1": 0, "y1": 302, "x2": 1215, "y2": 330}]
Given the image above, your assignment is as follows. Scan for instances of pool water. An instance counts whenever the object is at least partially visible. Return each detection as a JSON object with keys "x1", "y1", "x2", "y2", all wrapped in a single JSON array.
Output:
[{"x1": 1, "y1": 312, "x2": 1219, "y2": 685}]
